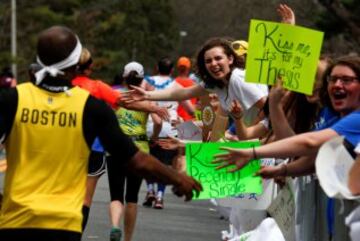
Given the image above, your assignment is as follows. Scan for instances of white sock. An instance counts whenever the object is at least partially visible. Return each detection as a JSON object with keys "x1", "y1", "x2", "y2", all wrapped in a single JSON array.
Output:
[
  {"x1": 147, "y1": 184, "x2": 154, "y2": 192},
  {"x1": 157, "y1": 191, "x2": 163, "y2": 199}
]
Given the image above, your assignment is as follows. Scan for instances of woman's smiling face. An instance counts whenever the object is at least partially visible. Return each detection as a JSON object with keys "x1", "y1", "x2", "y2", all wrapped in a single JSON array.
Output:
[
  {"x1": 204, "y1": 46, "x2": 233, "y2": 83},
  {"x1": 327, "y1": 64, "x2": 360, "y2": 116}
]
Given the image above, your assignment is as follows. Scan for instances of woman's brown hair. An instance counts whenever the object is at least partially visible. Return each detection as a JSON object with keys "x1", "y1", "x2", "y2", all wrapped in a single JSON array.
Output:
[{"x1": 195, "y1": 38, "x2": 244, "y2": 89}]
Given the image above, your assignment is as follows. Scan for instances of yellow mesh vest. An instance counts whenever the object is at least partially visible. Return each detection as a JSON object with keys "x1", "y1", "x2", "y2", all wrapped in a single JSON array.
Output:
[
  {"x1": 116, "y1": 108, "x2": 149, "y2": 153},
  {"x1": 0, "y1": 83, "x2": 90, "y2": 232}
]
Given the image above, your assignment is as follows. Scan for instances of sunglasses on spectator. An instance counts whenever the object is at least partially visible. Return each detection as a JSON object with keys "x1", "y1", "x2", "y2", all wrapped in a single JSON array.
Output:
[{"x1": 327, "y1": 75, "x2": 359, "y2": 85}]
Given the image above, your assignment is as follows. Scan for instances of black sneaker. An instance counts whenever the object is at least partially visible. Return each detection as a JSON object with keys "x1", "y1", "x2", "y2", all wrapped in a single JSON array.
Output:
[{"x1": 142, "y1": 191, "x2": 155, "y2": 207}]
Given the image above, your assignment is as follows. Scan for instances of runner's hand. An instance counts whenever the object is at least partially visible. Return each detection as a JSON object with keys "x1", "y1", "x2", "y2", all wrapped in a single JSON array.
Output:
[
  {"x1": 157, "y1": 136, "x2": 184, "y2": 150},
  {"x1": 172, "y1": 173, "x2": 203, "y2": 201}
]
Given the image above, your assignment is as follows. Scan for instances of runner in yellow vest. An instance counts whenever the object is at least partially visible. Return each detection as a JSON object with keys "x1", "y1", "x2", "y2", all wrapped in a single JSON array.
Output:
[
  {"x1": 0, "y1": 146, "x2": 5, "y2": 210},
  {"x1": 107, "y1": 62, "x2": 162, "y2": 241},
  {"x1": 0, "y1": 26, "x2": 202, "y2": 241}
]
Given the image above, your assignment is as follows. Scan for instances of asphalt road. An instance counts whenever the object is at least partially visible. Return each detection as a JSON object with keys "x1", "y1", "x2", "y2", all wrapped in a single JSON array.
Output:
[
  {"x1": 0, "y1": 170, "x2": 228, "y2": 241},
  {"x1": 83, "y1": 174, "x2": 228, "y2": 241}
]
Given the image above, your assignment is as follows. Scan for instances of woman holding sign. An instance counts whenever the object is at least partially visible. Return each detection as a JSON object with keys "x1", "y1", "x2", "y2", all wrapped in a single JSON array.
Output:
[
  {"x1": 224, "y1": 3, "x2": 296, "y2": 141},
  {"x1": 124, "y1": 4, "x2": 298, "y2": 129},
  {"x1": 123, "y1": 38, "x2": 268, "y2": 125}
]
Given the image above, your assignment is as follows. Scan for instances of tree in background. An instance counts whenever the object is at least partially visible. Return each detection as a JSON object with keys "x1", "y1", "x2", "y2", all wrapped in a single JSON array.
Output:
[
  {"x1": 0, "y1": 0, "x2": 179, "y2": 82},
  {"x1": 74, "y1": 0, "x2": 128, "y2": 81},
  {"x1": 118, "y1": 0, "x2": 180, "y2": 74},
  {"x1": 0, "y1": 0, "x2": 358, "y2": 82},
  {"x1": 0, "y1": 0, "x2": 85, "y2": 80},
  {"x1": 171, "y1": 0, "x2": 359, "y2": 58},
  {"x1": 316, "y1": 0, "x2": 360, "y2": 55}
]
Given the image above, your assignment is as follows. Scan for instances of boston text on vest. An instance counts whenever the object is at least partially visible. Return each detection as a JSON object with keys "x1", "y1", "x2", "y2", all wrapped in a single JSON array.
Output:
[{"x1": 20, "y1": 108, "x2": 77, "y2": 127}]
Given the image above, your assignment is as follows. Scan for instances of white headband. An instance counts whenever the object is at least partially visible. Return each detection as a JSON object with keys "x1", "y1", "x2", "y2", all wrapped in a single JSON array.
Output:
[{"x1": 35, "y1": 36, "x2": 82, "y2": 85}]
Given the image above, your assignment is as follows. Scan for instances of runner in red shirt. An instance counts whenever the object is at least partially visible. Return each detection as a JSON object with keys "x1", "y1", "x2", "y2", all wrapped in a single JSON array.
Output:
[{"x1": 174, "y1": 57, "x2": 197, "y2": 121}]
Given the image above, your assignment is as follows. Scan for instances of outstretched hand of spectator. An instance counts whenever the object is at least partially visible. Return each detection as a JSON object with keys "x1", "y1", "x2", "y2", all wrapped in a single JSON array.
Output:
[
  {"x1": 255, "y1": 165, "x2": 286, "y2": 179},
  {"x1": 120, "y1": 85, "x2": 148, "y2": 103},
  {"x1": 212, "y1": 147, "x2": 253, "y2": 172},
  {"x1": 229, "y1": 100, "x2": 244, "y2": 120},
  {"x1": 277, "y1": 4, "x2": 296, "y2": 25},
  {"x1": 269, "y1": 78, "x2": 291, "y2": 107}
]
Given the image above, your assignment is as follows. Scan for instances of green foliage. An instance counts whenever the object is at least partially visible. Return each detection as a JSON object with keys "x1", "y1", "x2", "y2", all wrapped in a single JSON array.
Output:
[
  {"x1": 0, "y1": 2, "x2": 11, "y2": 69},
  {"x1": 315, "y1": 10, "x2": 346, "y2": 37},
  {"x1": 4, "y1": 0, "x2": 357, "y2": 81},
  {"x1": 118, "y1": 0, "x2": 180, "y2": 72},
  {"x1": 0, "y1": 0, "x2": 179, "y2": 82},
  {"x1": 315, "y1": 0, "x2": 360, "y2": 53},
  {"x1": 342, "y1": 0, "x2": 360, "y2": 16}
]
